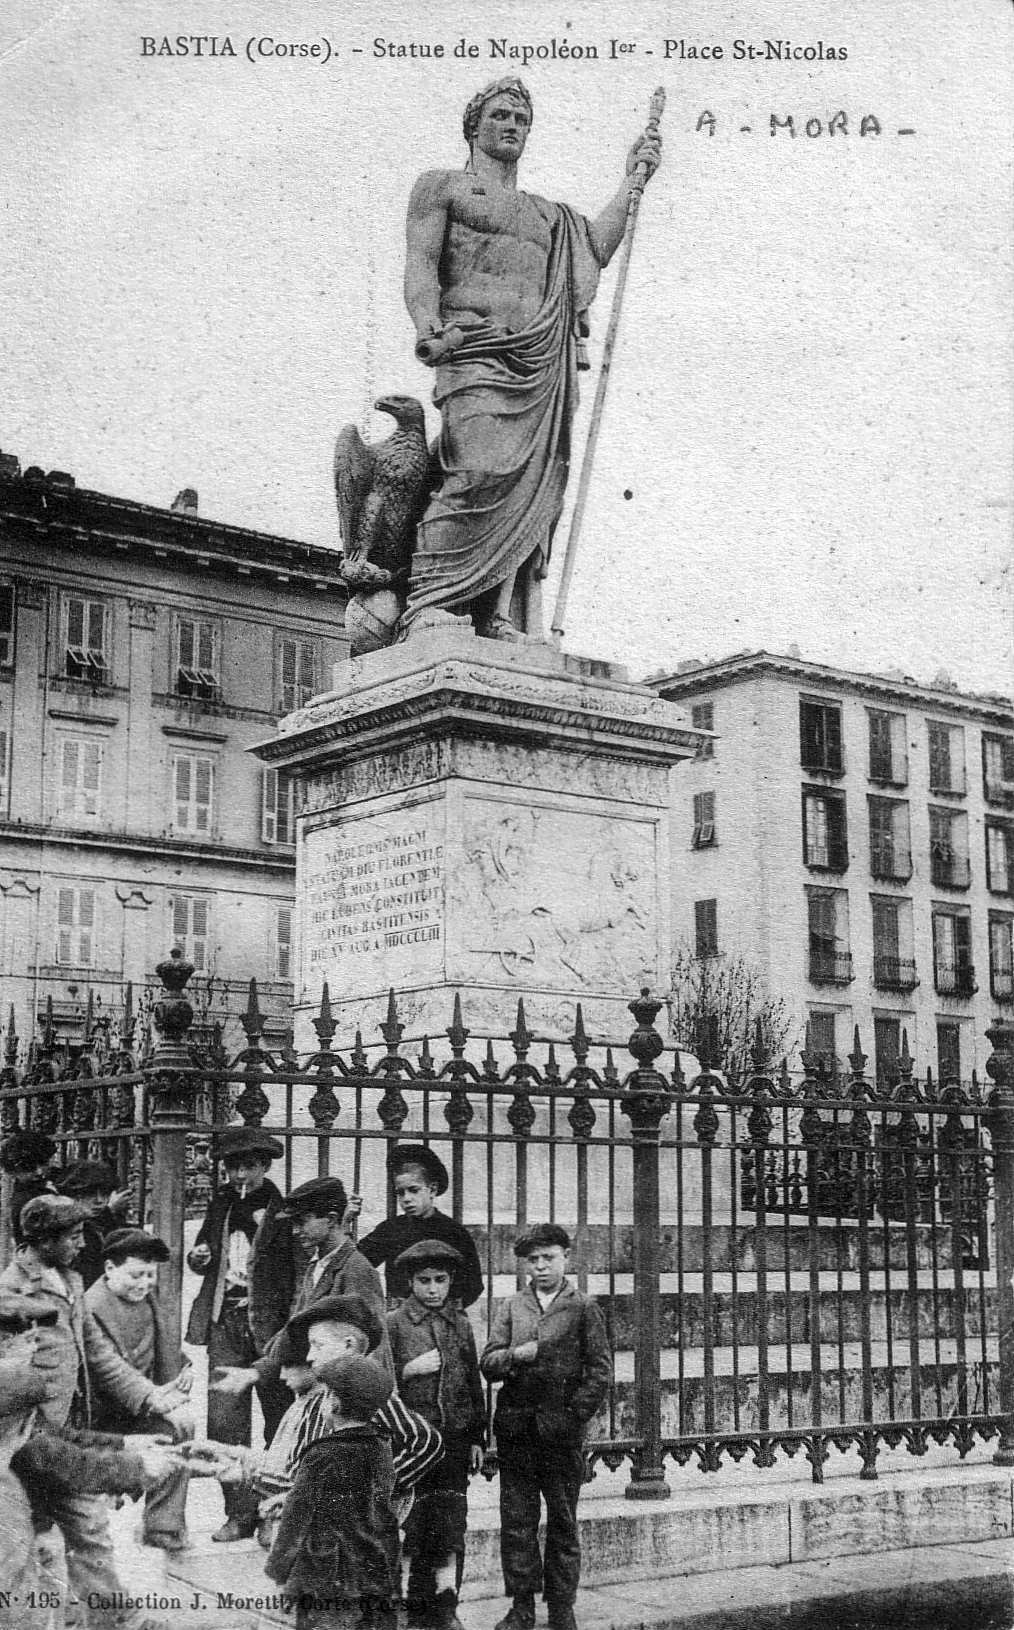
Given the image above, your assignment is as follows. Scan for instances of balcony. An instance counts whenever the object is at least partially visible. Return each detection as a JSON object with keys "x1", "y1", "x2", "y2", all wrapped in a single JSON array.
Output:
[
  {"x1": 991, "y1": 970, "x2": 1014, "y2": 1003},
  {"x1": 809, "y1": 949, "x2": 854, "y2": 986},
  {"x1": 930, "y1": 853, "x2": 971, "y2": 890},
  {"x1": 870, "y1": 849, "x2": 913, "y2": 883},
  {"x1": 934, "y1": 962, "x2": 977, "y2": 998},
  {"x1": 873, "y1": 955, "x2": 919, "y2": 992}
]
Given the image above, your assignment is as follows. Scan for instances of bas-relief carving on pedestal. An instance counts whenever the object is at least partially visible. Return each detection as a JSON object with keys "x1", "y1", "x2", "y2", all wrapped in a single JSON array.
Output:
[
  {"x1": 303, "y1": 740, "x2": 450, "y2": 814},
  {"x1": 450, "y1": 801, "x2": 657, "y2": 994},
  {"x1": 302, "y1": 737, "x2": 662, "y2": 816}
]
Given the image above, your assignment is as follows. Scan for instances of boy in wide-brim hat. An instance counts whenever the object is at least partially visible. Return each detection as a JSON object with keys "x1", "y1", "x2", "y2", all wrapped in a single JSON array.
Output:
[
  {"x1": 388, "y1": 1239, "x2": 486, "y2": 1630},
  {"x1": 347, "y1": 1144, "x2": 485, "y2": 1308}
]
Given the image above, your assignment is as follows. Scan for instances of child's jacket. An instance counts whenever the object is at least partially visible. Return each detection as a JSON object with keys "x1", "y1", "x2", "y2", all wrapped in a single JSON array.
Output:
[
  {"x1": 480, "y1": 1281, "x2": 611, "y2": 1449},
  {"x1": 265, "y1": 1422, "x2": 400, "y2": 1603},
  {"x1": 387, "y1": 1297, "x2": 485, "y2": 1443}
]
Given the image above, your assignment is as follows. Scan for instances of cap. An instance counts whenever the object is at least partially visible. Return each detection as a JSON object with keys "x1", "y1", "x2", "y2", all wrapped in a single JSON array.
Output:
[
  {"x1": 215, "y1": 1127, "x2": 284, "y2": 1163},
  {"x1": 388, "y1": 1143, "x2": 448, "y2": 1196},
  {"x1": 394, "y1": 1239, "x2": 463, "y2": 1278},
  {"x1": 19, "y1": 1195, "x2": 87, "y2": 1242},
  {"x1": 58, "y1": 1160, "x2": 117, "y2": 1196},
  {"x1": 312, "y1": 1355, "x2": 393, "y2": 1419},
  {"x1": 278, "y1": 1176, "x2": 347, "y2": 1219},
  {"x1": 285, "y1": 1292, "x2": 385, "y2": 1355},
  {"x1": 273, "y1": 1325, "x2": 310, "y2": 1368},
  {"x1": 101, "y1": 1228, "x2": 170, "y2": 1264},
  {"x1": 514, "y1": 1222, "x2": 571, "y2": 1256},
  {"x1": 1, "y1": 1131, "x2": 57, "y2": 1173}
]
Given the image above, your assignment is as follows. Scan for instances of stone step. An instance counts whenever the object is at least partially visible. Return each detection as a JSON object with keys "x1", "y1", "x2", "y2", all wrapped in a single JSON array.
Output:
[{"x1": 161, "y1": 1457, "x2": 1013, "y2": 1615}]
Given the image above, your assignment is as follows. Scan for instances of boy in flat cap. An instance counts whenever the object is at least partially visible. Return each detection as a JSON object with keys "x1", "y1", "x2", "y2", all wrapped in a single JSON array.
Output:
[
  {"x1": 388, "y1": 1241, "x2": 485, "y2": 1630},
  {"x1": 58, "y1": 1161, "x2": 133, "y2": 1288},
  {"x1": 218, "y1": 1175, "x2": 391, "y2": 1399},
  {"x1": 0, "y1": 1198, "x2": 189, "y2": 1630},
  {"x1": 186, "y1": 1124, "x2": 293, "y2": 1540},
  {"x1": 86, "y1": 1228, "x2": 193, "y2": 1551},
  {"x1": 480, "y1": 1225, "x2": 611, "y2": 1630},
  {"x1": 347, "y1": 1145, "x2": 484, "y2": 1309}
]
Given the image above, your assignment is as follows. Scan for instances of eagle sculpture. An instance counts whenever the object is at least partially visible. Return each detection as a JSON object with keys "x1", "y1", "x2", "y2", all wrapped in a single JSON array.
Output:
[{"x1": 333, "y1": 395, "x2": 431, "y2": 592}]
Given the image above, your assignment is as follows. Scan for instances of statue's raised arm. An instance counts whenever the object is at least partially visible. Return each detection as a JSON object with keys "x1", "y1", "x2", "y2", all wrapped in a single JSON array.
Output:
[{"x1": 398, "y1": 78, "x2": 662, "y2": 644}]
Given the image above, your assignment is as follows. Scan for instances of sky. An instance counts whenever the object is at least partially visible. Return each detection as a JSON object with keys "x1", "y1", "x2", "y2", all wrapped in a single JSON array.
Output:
[{"x1": 0, "y1": 0, "x2": 1010, "y2": 694}]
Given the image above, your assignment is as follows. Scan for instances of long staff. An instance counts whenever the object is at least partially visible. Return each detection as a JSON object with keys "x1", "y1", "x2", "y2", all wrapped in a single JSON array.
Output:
[{"x1": 551, "y1": 87, "x2": 666, "y2": 642}]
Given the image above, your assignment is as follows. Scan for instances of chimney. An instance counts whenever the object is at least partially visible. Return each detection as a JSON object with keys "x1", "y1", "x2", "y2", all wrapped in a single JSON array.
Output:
[
  {"x1": 0, "y1": 451, "x2": 22, "y2": 479},
  {"x1": 171, "y1": 488, "x2": 199, "y2": 514}
]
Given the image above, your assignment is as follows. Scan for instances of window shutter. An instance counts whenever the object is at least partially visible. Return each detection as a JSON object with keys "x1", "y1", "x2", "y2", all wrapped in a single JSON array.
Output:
[
  {"x1": 828, "y1": 797, "x2": 847, "y2": 870},
  {"x1": 825, "y1": 707, "x2": 843, "y2": 773},
  {"x1": 800, "y1": 703, "x2": 821, "y2": 766},
  {"x1": 263, "y1": 769, "x2": 278, "y2": 842}
]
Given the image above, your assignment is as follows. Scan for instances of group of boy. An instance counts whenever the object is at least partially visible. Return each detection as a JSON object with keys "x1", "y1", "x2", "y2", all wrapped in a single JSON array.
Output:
[
  {"x1": 0, "y1": 1125, "x2": 612, "y2": 1630},
  {"x1": 0, "y1": 1129, "x2": 199, "y2": 1630}
]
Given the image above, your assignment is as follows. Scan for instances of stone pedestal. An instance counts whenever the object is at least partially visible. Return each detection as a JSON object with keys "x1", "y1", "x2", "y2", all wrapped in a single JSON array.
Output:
[{"x1": 255, "y1": 627, "x2": 697, "y2": 1050}]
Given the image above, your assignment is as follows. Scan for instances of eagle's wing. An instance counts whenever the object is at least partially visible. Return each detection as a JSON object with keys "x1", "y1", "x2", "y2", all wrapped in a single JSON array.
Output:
[{"x1": 333, "y1": 424, "x2": 373, "y2": 553}]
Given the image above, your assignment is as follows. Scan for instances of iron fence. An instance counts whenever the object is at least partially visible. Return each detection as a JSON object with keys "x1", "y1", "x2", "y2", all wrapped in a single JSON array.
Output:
[{"x1": 2, "y1": 950, "x2": 1013, "y2": 1496}]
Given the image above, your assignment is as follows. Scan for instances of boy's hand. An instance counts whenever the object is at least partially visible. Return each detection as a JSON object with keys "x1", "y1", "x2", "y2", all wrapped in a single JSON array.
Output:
[
  {"x1": 342, "y1": 1195, "x2": 363, "y2": 1234},
  {"x1": 402, "y1": 1348, "x2": 441, "y2": 1378},
  {"x1": 108, "y1": 1187, "x2": 134, "y2": 1218},
  {"x1": 512, "y1": 1341, "x2": 539, "y2": 1365},
  {"x1": 189, "y1": 1243, "x2": 212, "y2": 1269},
  {"x1": 468, "y1": 1444, "x2": 484, "y2": 1474}
]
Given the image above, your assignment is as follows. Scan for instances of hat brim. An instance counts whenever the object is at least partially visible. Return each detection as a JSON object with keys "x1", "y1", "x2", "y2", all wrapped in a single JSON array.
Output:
[{"x1": 387, "y1": 1144, "x2": 449, "y2": 1196}]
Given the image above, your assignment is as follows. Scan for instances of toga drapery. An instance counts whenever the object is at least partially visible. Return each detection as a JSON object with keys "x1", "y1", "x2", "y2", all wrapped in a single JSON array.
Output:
[{"x1": 401, "y1": 201, "x2": 602, "y2": 630}]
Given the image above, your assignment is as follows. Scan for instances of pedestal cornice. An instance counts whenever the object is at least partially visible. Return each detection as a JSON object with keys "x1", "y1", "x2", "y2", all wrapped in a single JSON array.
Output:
[{"x1": 253, "y1": 631, "x2": 699, "y2": 773}]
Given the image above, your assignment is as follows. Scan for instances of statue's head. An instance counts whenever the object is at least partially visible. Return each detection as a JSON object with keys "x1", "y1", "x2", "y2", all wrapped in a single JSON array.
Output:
[{"x1": 463, "y1": 77, "x2": 534, "y2": 159}]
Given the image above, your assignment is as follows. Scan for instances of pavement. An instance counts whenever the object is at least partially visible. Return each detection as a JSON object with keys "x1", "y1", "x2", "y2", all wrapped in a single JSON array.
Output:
[{"x1": 100, "y1": 1440, "x2": 1013, "y2": 1630}]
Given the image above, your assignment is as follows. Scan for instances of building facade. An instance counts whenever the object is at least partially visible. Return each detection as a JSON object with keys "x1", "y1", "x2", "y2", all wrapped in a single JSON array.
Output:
[
  {"x1": 0, "y1": 453, "x2": 348, "y2": 1049},
  {"x1": 650, "y1": 652, "x2": 1014, "y2": 1086}
]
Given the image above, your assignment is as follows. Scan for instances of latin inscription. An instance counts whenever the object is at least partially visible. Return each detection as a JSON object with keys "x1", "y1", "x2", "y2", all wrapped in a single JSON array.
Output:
[{"x1": 302, "y1": 815, "x2": 444, "y2": 995}]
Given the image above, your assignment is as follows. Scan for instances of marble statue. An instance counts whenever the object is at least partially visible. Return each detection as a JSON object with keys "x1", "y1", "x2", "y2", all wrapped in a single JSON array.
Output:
[{"x1": 399, "y1": 77, "x2": 662, "y2": 642}]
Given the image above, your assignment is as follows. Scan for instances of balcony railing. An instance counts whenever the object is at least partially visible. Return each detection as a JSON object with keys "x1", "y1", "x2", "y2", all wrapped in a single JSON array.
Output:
[
  {"x1": 930, "y1": 853, "x2": 971, "y2": 889},
  {"x1": 873, "y1": 954, "x2": 919, "y2": 991},
  {"x1": 870, "y1": 848, "x2": 913, "y2": 882},
  {"x1": 934, "y1": 962, "x2": 977, "y2": 997},
  {"x1": 809, "y1": 949, "x2": 854, "y2": 985}
]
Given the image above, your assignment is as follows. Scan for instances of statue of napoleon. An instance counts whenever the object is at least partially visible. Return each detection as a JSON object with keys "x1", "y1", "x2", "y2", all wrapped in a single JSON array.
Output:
[
  {"x1": 335, "y1": 79, "x2": 661, "y2": 649},
  {"x1": 404, "y1": 76, "x2": 661, "y2": 641}
]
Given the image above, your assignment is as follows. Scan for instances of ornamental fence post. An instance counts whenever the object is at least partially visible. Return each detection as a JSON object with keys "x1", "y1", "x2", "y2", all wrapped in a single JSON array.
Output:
[
  {"x1": 621, "y1": 989, "x2": 672, "y2": 1499},
  {"x1": 145, "y1": 947, "x2": 196, "y2": 1353},
  {"x1": 986, "y1": 1017, "x2": 1014, "y2": 1466}
]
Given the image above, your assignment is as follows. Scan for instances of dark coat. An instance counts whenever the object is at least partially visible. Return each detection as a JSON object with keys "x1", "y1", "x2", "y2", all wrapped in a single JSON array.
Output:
[
  {"x1": 185, "y1": 1178, "x2": 287, "y2": 1347},
  {"x1": 387, "y1": 1297, "x2": 485, "y2": 1444},
  {"x1": 12, "y1": 1423, "x2": 148, "y2": 1524},
  {"x1": 480, "y1": 1281, "x2": 611, "y2": 1450},
  {"x1": 359, "y1": 1210, "x2": 484, "y2": 1307},
  {"x1": 248, "y1": 1198, "x2": 309, "y2": 1353},
  {"x1": 84, "y1": 1278, "x2": 184, "y2": 1434},
  {"x1": 265, "y1": 1424, "x2": 400, "y2": 1605}
]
